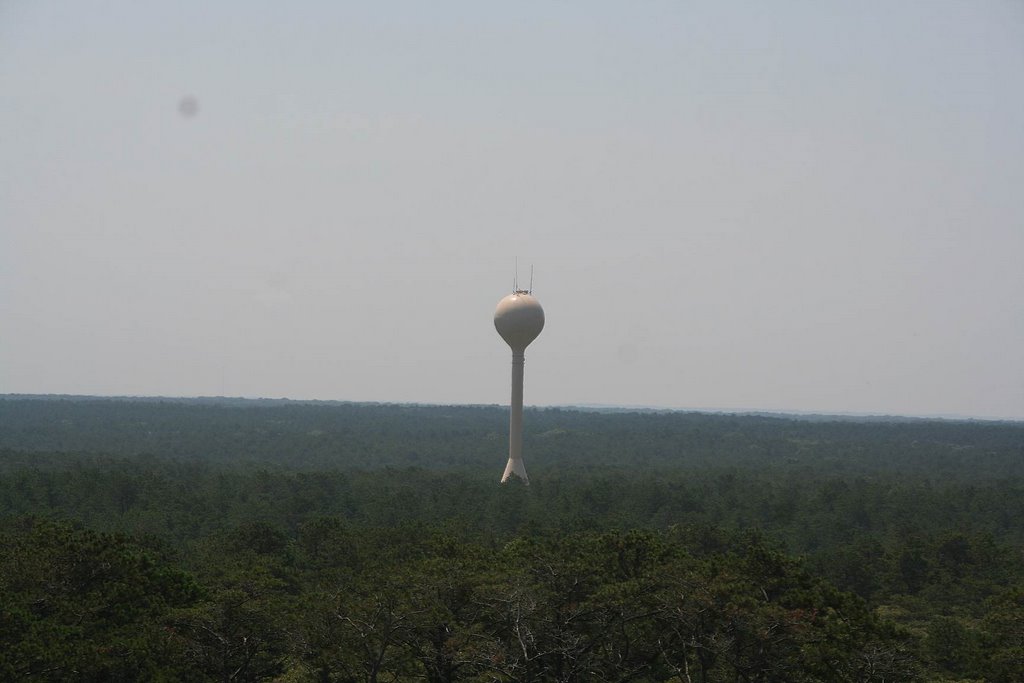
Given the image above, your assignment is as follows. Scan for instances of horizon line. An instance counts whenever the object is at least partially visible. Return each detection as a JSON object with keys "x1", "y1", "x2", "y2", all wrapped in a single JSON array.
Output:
[{"x1": 2, "y1": 392, "x2": 1021, "y2": 424}]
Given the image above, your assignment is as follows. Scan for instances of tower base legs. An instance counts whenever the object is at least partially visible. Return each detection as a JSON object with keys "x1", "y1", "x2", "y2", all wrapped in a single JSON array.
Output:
[{"x1": 501, "y1": 457, "x2": 529, "y2": 484}]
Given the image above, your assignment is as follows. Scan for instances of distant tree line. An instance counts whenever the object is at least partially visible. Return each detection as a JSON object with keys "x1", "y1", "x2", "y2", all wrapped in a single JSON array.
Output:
[{"x1": 2, "y1": 397, "x2": 1021, "y2": 478}]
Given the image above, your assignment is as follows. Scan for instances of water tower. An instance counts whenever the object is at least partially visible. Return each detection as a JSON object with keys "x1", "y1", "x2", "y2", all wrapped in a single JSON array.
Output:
[{"x1": 494, "y1": 284, "x2": 545, "y2": 483}]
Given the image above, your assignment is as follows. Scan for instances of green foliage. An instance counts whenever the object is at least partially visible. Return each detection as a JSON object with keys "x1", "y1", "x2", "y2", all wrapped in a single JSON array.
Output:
[
  {"x1": 0, "y1": 518, "x2": 199, "y2": 681},
  {"x1": 2, "y1": 397, "x2": 1021, "y2": 479},
  {"x1": 1, "y1": 396, "x2": 1021, "y2": 679}
]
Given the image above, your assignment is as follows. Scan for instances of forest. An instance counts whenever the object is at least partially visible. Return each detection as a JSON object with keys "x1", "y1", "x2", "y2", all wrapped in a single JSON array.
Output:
[{"x1": 1, "y1": 396, "x2": 1022, "y2": 681}]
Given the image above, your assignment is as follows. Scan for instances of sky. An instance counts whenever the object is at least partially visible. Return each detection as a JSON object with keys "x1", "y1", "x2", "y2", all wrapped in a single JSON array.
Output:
[{"x1": 2, "y1": 1, "x2": 1023, "y2": 420}]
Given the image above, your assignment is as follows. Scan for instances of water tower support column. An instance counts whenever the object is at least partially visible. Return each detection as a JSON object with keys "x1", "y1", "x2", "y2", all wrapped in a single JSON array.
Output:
[{"x1": 502, "y1": 350, "x2": 528, "y2": 483}]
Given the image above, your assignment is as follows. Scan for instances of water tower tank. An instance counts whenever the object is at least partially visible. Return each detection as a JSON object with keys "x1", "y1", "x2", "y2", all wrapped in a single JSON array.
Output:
[{"x1": 494, "y1": 293, "x2": 545, "y2": 351}]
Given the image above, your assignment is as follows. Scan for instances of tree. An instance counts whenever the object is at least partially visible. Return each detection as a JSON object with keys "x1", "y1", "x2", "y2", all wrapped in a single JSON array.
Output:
[{"x1": 0, "y1": 519, "x2": 199, "y2": 681}]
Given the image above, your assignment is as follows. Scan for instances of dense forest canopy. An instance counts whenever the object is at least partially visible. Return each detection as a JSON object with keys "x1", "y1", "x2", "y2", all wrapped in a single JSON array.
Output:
[{"x1": 1, "y1": 396, "x2": 1022, "y2": 681}]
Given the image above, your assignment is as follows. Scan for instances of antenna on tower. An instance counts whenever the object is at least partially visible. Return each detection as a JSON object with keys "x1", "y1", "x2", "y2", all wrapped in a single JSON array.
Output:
[
  {"x1": 529, "y1": 265, "x2": 534, "y2": 294},
  {"x1": 514, "y1": 257, "x2": 518, "y2": 292}
]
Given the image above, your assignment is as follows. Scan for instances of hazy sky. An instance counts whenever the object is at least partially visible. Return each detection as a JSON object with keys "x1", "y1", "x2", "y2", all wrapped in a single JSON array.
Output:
[{"x1": 2, "y1": 2, "x2": 1022, "y2": 419}]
